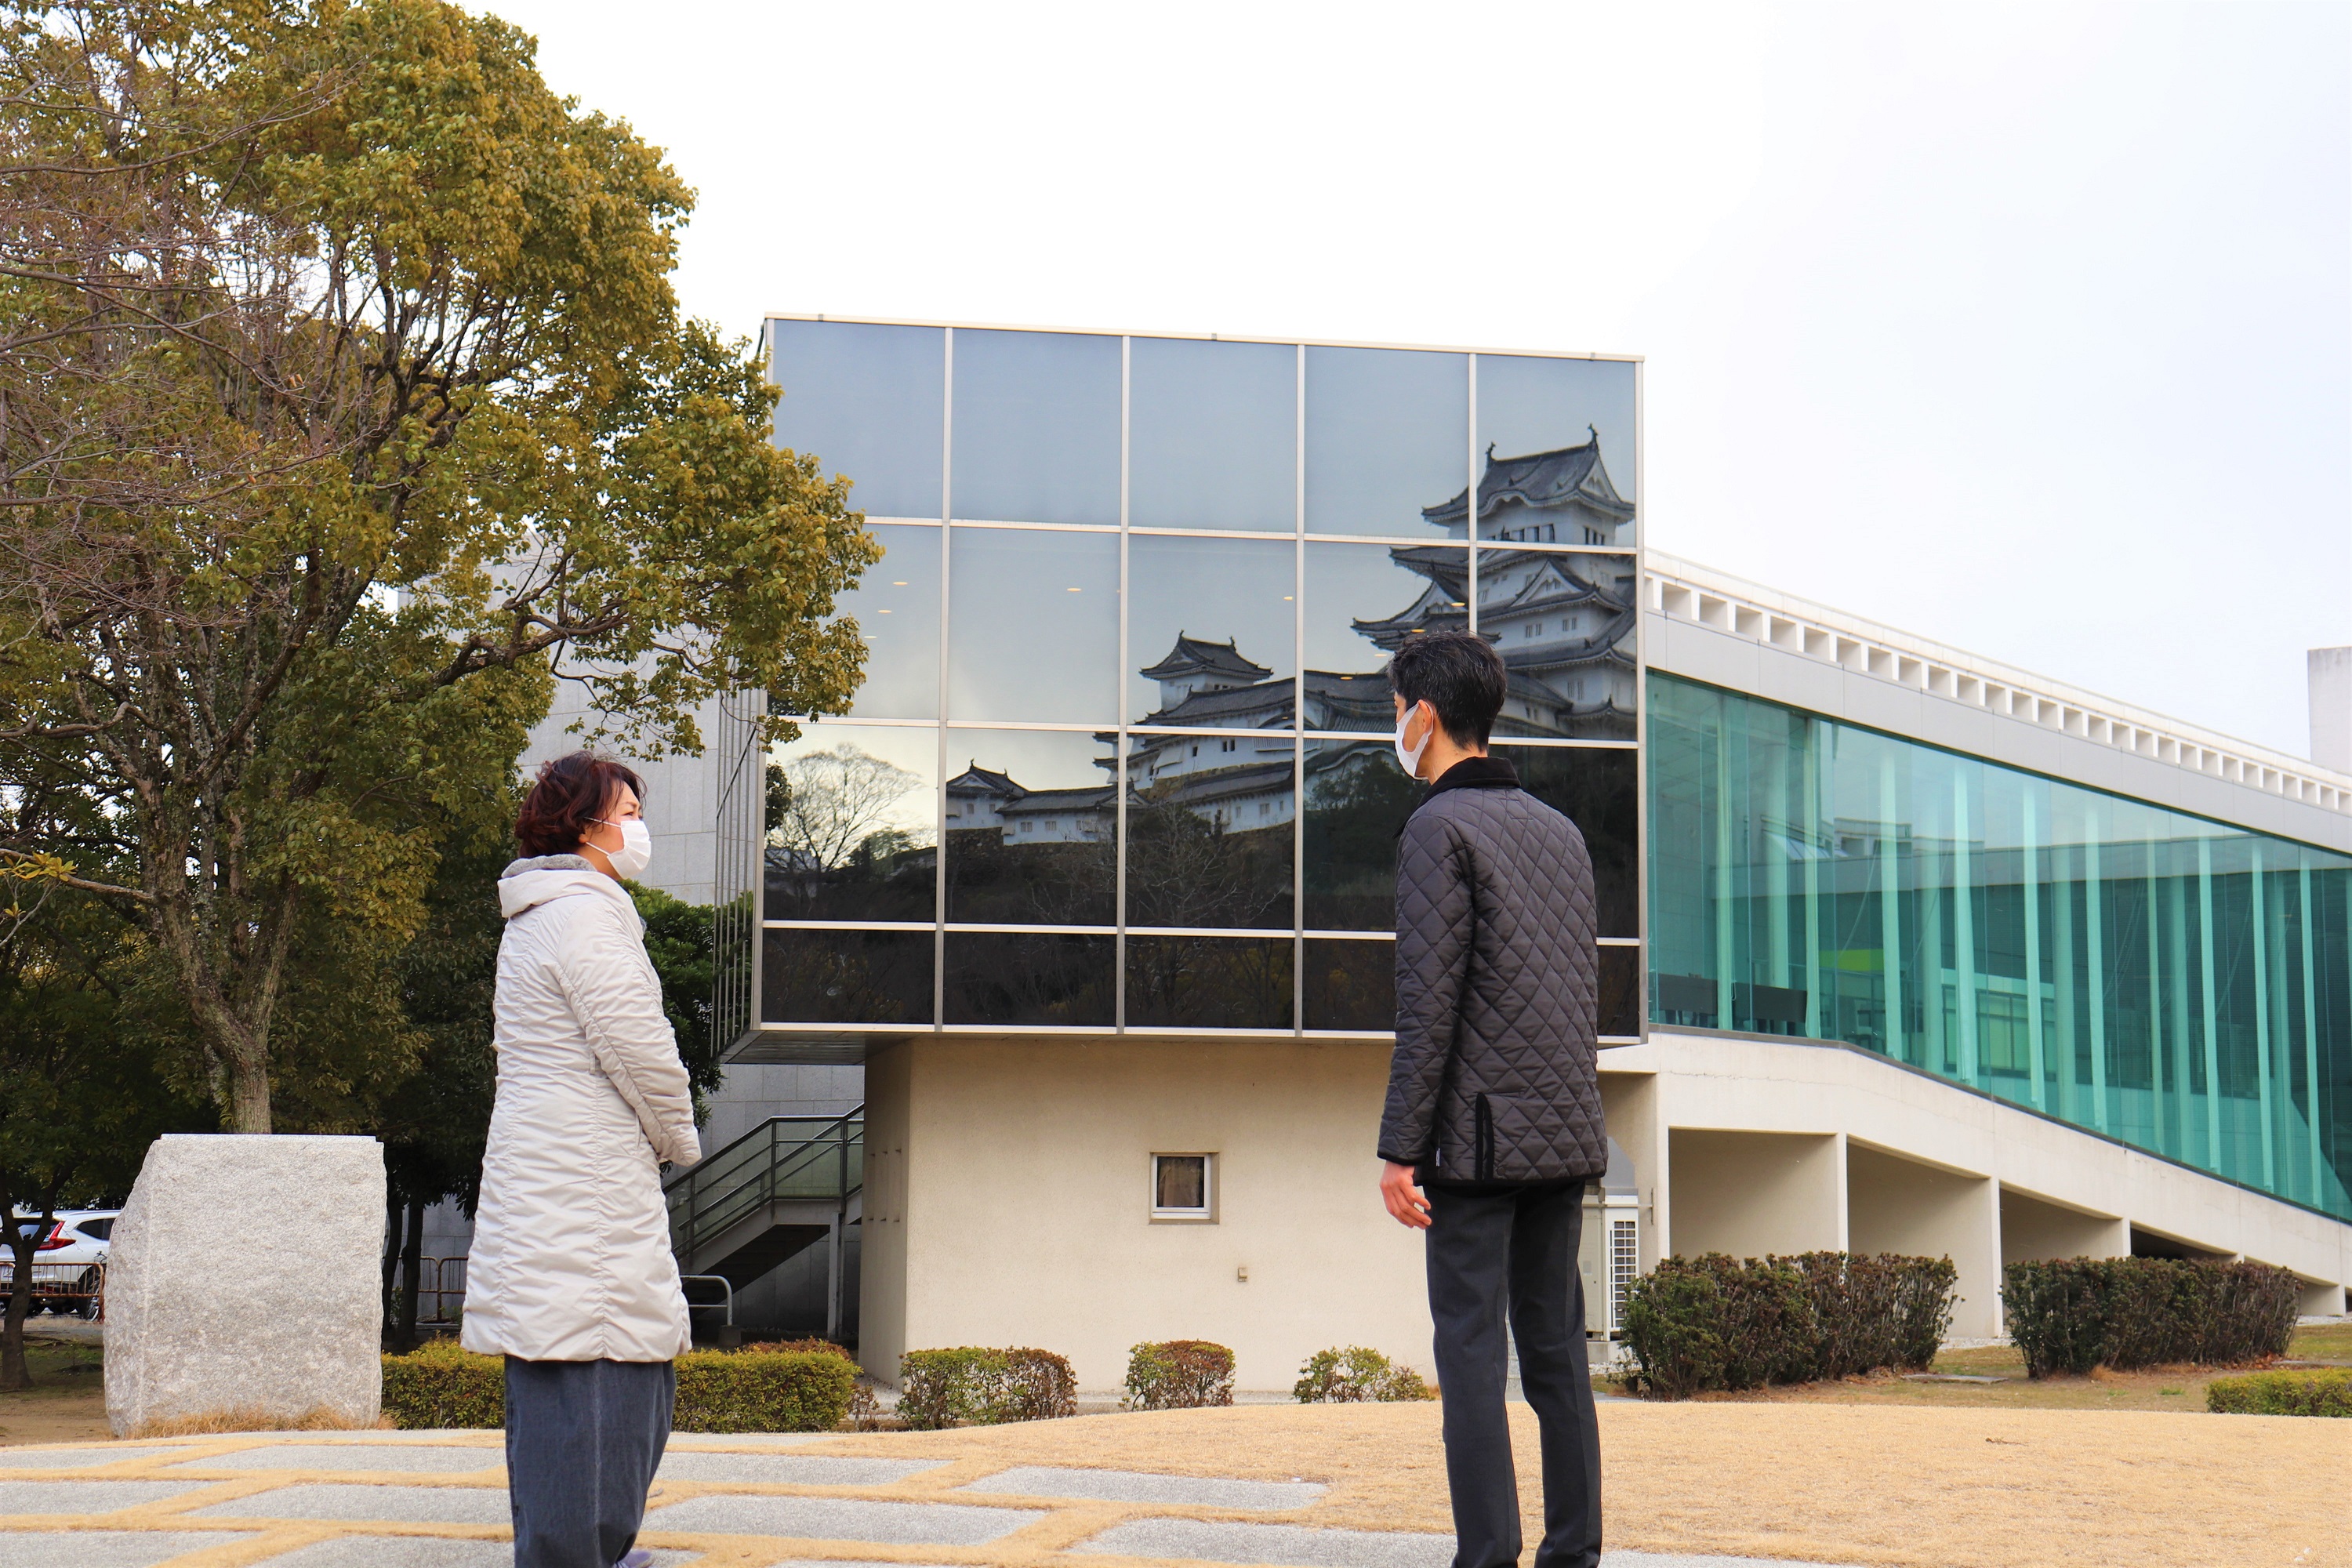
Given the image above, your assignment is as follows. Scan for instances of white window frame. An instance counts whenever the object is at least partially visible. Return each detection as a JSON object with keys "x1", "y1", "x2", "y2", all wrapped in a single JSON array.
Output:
[{"x1": 1149, "y1": 1152, "x2": 1218, "y2": 1223}]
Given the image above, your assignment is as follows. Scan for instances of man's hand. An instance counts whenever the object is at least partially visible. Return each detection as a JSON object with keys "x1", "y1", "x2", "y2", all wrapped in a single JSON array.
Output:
[{"x1": 1380, "y1": 1160, "x2": 1431, "y2": 1229}]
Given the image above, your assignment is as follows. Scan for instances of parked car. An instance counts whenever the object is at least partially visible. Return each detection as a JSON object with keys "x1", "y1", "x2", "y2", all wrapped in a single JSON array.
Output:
[{"x1": 1, "y1": 1209, "x2": 118, "y2": 1318}]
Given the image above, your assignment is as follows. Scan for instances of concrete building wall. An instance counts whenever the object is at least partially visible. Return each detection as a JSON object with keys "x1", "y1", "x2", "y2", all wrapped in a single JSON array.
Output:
[
  {"x1": 1664, "y1": 1131, "x2": 1843, "y2": 1259},
  {"x1": 1999, "y1": 1187, "x2": 2129, "y2": 1267},
  {"x1": 1846, "y1": 1143, "x2": 1999, "y2": 1337},
  {"x1": 862, "y1": 1036, "x2": 1428, "y2": 1392}
]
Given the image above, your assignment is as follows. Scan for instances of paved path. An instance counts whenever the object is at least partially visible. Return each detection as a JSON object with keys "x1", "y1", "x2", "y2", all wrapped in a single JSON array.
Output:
[{"x1": 0, "y1": 1431, "x2": 1857, "y2": 1567}]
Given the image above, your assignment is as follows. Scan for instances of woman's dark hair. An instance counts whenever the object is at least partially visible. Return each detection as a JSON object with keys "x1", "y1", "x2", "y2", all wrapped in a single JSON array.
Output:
[
  {"x1": 514, "y1": 753, "x2": 646, "y2": 858},
  {"x1": 1388, "y1": 630, "x2": 1508, "y2": 750}
]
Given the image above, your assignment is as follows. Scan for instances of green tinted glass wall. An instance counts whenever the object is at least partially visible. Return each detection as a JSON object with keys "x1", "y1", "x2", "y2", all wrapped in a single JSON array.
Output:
[{"x1": 1647, "y1": 672, "x2": 2352, "y2": 1221}]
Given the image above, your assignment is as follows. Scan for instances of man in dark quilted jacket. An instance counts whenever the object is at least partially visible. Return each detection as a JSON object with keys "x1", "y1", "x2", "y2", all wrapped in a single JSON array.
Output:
[{"x1": 1376, "y1": 629, "x2": 1604, "y2": 1568}]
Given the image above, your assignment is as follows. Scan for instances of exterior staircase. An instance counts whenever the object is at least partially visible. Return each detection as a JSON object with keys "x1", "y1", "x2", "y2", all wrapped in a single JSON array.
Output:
[{"x1": 664, "y1": 1108, "x2": 862, "y2": 1341}]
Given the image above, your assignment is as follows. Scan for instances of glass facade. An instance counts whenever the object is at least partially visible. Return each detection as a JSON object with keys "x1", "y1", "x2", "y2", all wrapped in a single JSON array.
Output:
[
  {"x1": 757, "y1": 320, "x2": 1642, "y2": 1036},
  {"x1": 1649, "y1": 673, "x2": 2352, "y2": 1221}
]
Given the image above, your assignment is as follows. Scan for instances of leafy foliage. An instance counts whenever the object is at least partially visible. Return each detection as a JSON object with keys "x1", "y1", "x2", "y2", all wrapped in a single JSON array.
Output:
[
  {"x1": 379, "y1": 1343, "x2": 855, "y2": 1432},
  {"x1": 1292, "y1": 1345, "x2": 1435, "y2": 1403},
  {"x1": 627, "y1": 880, "x2": 723, "y2": 1106},
  {"x1": 1123, "y1": 1340, "x2": 1236, "y2": 1410},
  {"x1": 2000, "y1": 1258, "x2": 2299, "y2": 1377},
  {"x1": 2205, "y1": 1367, "x2": 2352, "y2": 1417},
  {"x1": 898, "y1": 1347, "x2": 1077, "y2": 1428},
  {"x1": 0, "y1": 0, "x2": 877, "y2": 1130},
  {"x1": 1621, "y1": 1252, "x2": 1958, "y2": 1399}
]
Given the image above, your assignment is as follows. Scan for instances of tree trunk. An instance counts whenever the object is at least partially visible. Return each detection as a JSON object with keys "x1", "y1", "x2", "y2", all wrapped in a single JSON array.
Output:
[
  {"x1": 226, "y1": 1050, "x2": 274, "y2": 1135},
  {"x1": 0, "y1": 1185, "x2": 64, "y2": 1393},
  {"x1": 397, "y1": 1198, "x2": 426, "y2": 1350}
]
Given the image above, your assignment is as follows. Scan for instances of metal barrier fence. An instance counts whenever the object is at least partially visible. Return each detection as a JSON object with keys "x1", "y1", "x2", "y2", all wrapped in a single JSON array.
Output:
[
  {"x1": 408, "y1": 1256, "x2": 466, "y2": 1324},
  {"x1": 0, "y1": 1261, "x2": 105, "y2": 1320}
]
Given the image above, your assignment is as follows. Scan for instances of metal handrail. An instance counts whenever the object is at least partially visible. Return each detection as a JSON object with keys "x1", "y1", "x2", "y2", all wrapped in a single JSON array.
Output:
[{"x1": 666, "y1": 1107, "x2": 863, "y2": 1269}]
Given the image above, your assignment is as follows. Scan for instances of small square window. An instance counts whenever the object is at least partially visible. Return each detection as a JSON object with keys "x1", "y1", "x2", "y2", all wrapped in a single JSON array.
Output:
[{"x1": 1151, "y1": 1153, "x2": 1216, "y2": 1221}]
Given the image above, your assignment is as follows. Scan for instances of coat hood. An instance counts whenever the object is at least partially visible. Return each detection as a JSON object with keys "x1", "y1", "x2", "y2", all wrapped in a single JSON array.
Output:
[{"x1": 498, "y1": 855, "x2": 632, "y2": 922}]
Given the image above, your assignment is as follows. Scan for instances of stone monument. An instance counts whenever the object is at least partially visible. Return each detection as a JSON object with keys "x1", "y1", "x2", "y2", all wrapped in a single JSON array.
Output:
[{"x1": 106, "y1": 1134, "x2": 387, "y2": 1437}]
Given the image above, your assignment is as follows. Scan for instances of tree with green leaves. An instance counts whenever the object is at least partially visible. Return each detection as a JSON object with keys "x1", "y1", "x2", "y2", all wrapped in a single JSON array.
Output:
[{"x1": 0, "y1": 0, "x2": 877, "y2": 1133}]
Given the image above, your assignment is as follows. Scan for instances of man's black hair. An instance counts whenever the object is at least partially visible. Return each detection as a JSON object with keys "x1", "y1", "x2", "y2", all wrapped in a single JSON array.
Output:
[{"x1": 1387, "y1": 630, "x2": 1508, "y2": 750}]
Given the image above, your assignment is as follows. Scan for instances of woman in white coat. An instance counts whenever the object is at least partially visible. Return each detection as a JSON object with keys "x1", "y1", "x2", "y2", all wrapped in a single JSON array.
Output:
[{"x1": 463, "y1": 753, "x2": 702, "y2": 1568}]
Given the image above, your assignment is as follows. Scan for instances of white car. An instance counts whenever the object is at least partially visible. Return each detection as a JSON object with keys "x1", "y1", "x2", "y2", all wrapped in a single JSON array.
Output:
[{"x1": 2, "y1": 1210, "x2": 118, "y2": 1317}]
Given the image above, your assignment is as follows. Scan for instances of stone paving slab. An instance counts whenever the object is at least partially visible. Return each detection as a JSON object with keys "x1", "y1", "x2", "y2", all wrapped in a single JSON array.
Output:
[
  {"x1": 0, "y1": 1447, "x2": 173, "y2": 1469},
  {"x1": 1083, "y1": 1519, "x2": 1454, "y2": 1568},
  {"x1": 1602, "y1": 1555, "x2": 1850, "y2": 1568},
  {"x1": 963, "y1": 1465, "x2": 1327, "y2": 1511},
  {"x1": 667, "y1": 1432, "x2": 838, "y2": 1448},
  {"x1": 251, "y1": 1537, "x2": 697, "y2": 1567},
  {"x1": 169, "y1": 1444, "x2": 505, "y2": 1474},
  {"x1": 186, "y1": 1483, "x2": 512, "y2": 1526},
  {"x1": 0, "y1": 1530, "x2": 254, "y2": 1566},
  {"x1": 646, "y1": 1493, "x2": 1046, "y2": 1544},
  {"x1": 655, "y1": 1450, "x2": 945, "y2": 1486},
  {"x1": 0, "y1": 1480, "x2": 211, "y2": 1515}
]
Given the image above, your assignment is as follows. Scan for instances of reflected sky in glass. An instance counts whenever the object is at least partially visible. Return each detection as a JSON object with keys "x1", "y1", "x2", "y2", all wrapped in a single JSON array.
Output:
[
  {"x1": 770, "y1": 320, "x2": 943, "y2": 521},
  {"x1": 947, "y1": 525, "x2": 1120, "y2": 722},
  {"x1": 1129, "y1": 337, "x2": 1296, "y2": 532},
  {"x1": 764, "y1": 723, "x2": 938, "y2": 924},
  {"x1": 1127, "y1": 533, "x2": 1296, "y2": 726},
  {"x1": 1305, "y1": 347, "x2": 1467, "y2": 537},
  {"x1": 823, "y1": 522, "x2": 939, "y2": 720},
  {"x1": 951, "y1": 329, "x2": 1120, "y2": 524},
  {"x1": 1303, "y1": 542, "x2": 1467, "y2": 730},
  {"x1": 1475, "y1": 355, "x2": 1637, "y2": 528}
]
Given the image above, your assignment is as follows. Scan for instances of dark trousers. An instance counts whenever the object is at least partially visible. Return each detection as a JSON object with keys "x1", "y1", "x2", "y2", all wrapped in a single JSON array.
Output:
[
  {"x1": 1426, "y1": 1180, "x2": 1602, "y2": 1568},
  {"x1": 504, "y1": 1356, "x2": 674, "y2": 1568}
]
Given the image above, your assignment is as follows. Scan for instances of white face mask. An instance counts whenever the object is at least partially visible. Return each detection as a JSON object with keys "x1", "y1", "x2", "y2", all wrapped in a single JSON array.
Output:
[
  {"x1": 1394, "y1": 702, "x2": 1432, "y2": 781},
  {"x1": 590, "y1": 816, "x2": 653, "y2": 879}
]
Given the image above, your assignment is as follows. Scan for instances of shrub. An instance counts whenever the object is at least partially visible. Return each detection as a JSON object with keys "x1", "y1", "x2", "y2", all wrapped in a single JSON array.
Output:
[
  {"x1": 1621, "y1": 1252, "x2": 1958, "y2": 1399},
  {"x1": 673, "y1": 1349, "x2": 853, "y2": 1432},
  {"x1": 380, "y1": 1341, "x2": 503, "y2": 1429},
  {"x1": 2206, "y1": 1367, "x2": 2352, "y2": 1417},
  {"x1": 1292, "y1": 1346, "x2": 1435, "y2": 1403},
  {"x1": 379, "y1": 1343, "x2": 854, "y2": 1432},
  {"x1": 2001, "y1": 1259, "x2": 2299, "y2": 1377},
  {"x1": 1124, "y1": 1341, "x2": 1236, "y2": 1410},
  {"x1": 898, "y1": 1347, "x2": 1076, "y2": 1428}
]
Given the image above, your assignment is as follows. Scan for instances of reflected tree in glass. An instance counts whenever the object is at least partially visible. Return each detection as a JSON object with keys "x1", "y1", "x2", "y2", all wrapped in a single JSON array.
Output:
[
  {"x1": 1501, "y1": 746, "x2": 1639, "y2": 938},
  {"x1": 1304, "y1": 741, "x2": 1418, "y2": 929},
  {"x1": 763, "y1": 735, "x2": 935, "y2": 922},
  {"x1": 942, "y1": 729, "x2": 1116, "y2": 925},
  {"x1": 761, "y1": 929, "x2": 933, "y2": 1025},
  {"x1": 944, "y1": 933, "x2": 1114, "y2": 1026},
  {"x1": 1127, "y1": 937, "x2": 1293, "y2": 1029},
  {"x1": 1304, "y1": 938, "x2": 1395, "y2": 1031},
  {"x1": 1125, "y1": 774, "x2": 1294, "y2": 931}
]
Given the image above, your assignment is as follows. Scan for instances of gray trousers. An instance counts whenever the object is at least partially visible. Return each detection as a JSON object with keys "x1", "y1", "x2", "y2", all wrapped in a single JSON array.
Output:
[
  {"x1": 504, "y1": 1357, "x2": 674, "y2": 1568},
  {"x1": 1425, "y1": 1180, "x2": 1602, "y2": 1568}
]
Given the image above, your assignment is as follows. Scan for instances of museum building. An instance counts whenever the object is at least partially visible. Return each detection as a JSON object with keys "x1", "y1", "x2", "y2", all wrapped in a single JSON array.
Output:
[{"x1": 662, "y1": 317, "x2": 2352, "y2": 1391}]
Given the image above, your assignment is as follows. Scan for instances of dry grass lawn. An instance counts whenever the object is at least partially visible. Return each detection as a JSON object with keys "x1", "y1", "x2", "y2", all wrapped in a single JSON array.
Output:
[{"x1": 833, "y1": 1399, "x2": 2346, "y2": 1568}]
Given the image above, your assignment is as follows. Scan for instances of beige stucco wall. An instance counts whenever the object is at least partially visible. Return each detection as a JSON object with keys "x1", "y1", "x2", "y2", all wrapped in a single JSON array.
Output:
[
  {"x1": 1847, "y1": 1142, "x2": 2000, "y2": 1337},
  {"x1": 860, "y1": 1036, "x2": 1432, "y2": 1392}
]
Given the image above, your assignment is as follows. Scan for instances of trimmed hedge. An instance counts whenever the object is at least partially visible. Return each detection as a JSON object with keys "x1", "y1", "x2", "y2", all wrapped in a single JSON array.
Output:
[
  {"x1": 1621, "y1": 1252, "x2": 1957, "y2": 1399},
  {"x1": 1123, "y1": 1341, "x2": 1235, "y2": 1410},
  {"x1": 2206, "y1": 1367, "x2": 2352, "y2": 1417},
  {"x1": 379, "y1": 1342, "x2": 854, "y2": 1432},
  {"x1": 898, "y1": 1347, "x2": 1076, "y2": 1428},
  {"x1": 1293, "y1": 1345, "x2": 1435, "y2": 1403},
  {"x1": 2001, "y1": 1258, "x2": 2298, "y2": 1377}
]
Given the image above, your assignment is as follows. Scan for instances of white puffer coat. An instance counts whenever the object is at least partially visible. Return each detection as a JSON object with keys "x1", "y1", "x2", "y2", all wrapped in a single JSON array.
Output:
[{"x1": 460, "y1": 855, "x2": 703, "y2": 1363}]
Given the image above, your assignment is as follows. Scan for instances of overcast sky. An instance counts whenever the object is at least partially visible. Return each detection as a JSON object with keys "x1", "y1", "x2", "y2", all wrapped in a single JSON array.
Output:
[{"x1": 485, "y1": 0, "x2": 2350, "y2": 760}]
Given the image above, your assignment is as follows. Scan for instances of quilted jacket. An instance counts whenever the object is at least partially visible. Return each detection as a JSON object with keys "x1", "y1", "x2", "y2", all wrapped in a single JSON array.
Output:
[
  {"x1": 1377, "y1": 757, "x2": 1606, "y2": 1184},
  {"x1": 462, "y1": 855, "x2": 702, "y2": 1363}
]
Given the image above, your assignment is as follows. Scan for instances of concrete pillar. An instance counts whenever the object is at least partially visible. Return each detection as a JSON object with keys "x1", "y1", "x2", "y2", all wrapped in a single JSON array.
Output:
[
  {"x1": 857, "y1": 1042, "x2": 911, "y2": 1386},
  {"x1": 1665, "y1": 1129, "x2": 1842, "y2": 1259},
  {"x1": 1846, "y1": 1141, "x2": 2001, "y2": 1339},
  {"x1": 1601, "y1": 1067, "x2": 1665, "y2": 1272}
]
